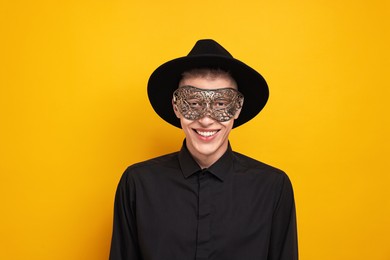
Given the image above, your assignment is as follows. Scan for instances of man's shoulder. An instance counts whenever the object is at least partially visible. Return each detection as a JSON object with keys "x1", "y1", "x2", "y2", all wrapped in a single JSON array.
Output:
[
  {"x1": 130, "y1": 151, "x2": 180, "y2": 169},
  {"x1": 123, "y1": 152, "x2": 180, "y2": 176},
  {"x1": 116, "y1": 152, "x2": 181, "y2": 188},
  {"x1": 232, "y1": 151, "x2": 285, "y2": 176}
]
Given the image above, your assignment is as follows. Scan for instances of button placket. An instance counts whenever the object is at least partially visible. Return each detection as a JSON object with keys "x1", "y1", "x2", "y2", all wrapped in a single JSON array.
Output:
[{"x1": 195, "y1": 170, "x2": 211, "y2": 259}]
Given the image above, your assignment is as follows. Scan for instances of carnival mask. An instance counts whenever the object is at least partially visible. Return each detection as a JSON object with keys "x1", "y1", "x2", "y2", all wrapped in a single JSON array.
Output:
[{"x1": 173, "y1": 85, "x2": 244, "y2": 122}]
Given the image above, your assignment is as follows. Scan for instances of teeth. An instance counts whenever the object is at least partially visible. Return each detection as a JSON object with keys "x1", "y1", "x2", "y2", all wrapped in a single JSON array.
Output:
[{"x1": 196, "y1": 130, "x2": 218, "y2": 137}]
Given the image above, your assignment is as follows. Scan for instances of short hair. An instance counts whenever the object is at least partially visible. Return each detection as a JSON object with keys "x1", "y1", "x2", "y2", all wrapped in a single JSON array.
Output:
[{"x1": 179, "y1": 68, "x2": 237, "y2": 88}]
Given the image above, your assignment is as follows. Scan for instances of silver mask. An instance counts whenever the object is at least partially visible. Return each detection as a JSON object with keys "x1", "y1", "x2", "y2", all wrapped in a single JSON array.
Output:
[{"x1": 173, "y1": 85, "x2": 244, "y2": 122}]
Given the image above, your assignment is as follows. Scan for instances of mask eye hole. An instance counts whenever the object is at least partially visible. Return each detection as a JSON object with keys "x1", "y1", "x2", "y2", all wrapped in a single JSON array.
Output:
[
  {"x1": 212, "y1": 99, "x2": 231, "y2": 109},
  {"x1": 185, "y1": 99, "x2": 204, "y2": 109}
]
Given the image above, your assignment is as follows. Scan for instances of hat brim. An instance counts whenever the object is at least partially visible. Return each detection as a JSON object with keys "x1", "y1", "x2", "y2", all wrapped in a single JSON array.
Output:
[{"x1": 147, "y1": 55, "x2": 269, "y2": 128}]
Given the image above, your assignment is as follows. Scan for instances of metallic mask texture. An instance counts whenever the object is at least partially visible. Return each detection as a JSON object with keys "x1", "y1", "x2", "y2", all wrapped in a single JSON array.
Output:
[{"x1": 173, "y1": 86, "x2": 244, "y2": 122}]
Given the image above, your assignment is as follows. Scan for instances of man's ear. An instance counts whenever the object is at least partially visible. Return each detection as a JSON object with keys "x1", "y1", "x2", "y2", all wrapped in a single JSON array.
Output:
[
  {"x1": 172, "y1": 100, "x2": 181, "y2": 118},
  {"x1": 234, "y1": 107, "x2": 242, "y2": 120},
  {"x1": 234, "y1": 99, "x2": 243, "y2": 119}
]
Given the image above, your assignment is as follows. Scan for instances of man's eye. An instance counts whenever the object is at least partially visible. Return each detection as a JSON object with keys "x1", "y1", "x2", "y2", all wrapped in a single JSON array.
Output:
[
  {"x1": 213, "y1": 100, "x2": 230, "y2": 108},
  {"x1": 186, "y1": 99, "x2": 202, "y2": 108}
]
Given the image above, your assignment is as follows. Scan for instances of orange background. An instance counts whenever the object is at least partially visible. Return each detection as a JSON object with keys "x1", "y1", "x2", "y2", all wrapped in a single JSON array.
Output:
[{"x1": 1, "y1": 0, "x2": 389, "y2": 259}]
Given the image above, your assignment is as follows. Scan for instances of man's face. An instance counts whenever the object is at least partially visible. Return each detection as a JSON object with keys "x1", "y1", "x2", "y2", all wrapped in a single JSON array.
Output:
[{"x1": 173, "y1": 74, "x2": 241, "y2": 166}]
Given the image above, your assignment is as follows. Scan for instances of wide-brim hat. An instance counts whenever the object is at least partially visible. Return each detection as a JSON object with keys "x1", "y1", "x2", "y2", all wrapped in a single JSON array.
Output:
[{"x1": 147, "y1": 39, "x2": 269, "y2": 128}]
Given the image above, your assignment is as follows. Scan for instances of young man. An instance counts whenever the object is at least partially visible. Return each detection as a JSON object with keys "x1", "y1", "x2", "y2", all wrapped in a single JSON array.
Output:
[{"x1": 109, "y1": 39, "x2": 298, "y2": 260}]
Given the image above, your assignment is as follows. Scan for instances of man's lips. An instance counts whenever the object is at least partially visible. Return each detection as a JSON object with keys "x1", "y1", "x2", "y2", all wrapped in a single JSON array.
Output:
[{"x1": 193, "y1": 129, "x2": 220, "y2": 137}]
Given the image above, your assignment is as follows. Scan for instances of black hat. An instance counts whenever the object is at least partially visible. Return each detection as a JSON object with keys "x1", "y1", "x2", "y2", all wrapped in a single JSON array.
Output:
[{"x1": 147, "y1": 39, "x2": 269, "y2": 128}]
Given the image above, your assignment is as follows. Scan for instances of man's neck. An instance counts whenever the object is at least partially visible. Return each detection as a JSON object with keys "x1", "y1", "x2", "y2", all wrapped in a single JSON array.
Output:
[
  {"x1": 186, "y1": 141, "x2": 229, "y2": 169},
  {"x1": 193, "y1": 155, "x2": 215, "y2": 169}
]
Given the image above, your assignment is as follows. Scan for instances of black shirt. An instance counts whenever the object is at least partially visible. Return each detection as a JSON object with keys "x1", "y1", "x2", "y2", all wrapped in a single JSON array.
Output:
[{"x1": 110, "y1": 143, "x2": 298, "y2": 260}]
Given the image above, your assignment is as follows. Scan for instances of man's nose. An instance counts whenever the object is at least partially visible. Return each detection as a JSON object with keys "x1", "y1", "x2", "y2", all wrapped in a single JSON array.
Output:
[{"x1": 198, "y1": 107, "x2": 215, "y2": 125}]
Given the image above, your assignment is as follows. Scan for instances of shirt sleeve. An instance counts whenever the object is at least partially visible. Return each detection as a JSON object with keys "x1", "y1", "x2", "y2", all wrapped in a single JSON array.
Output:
[
  {"x1": 109, "y1": 169, "x2": 142, "y2": 260},
  {"x1": 268, "y1": 172, "x2": 299, "y2": 260}
]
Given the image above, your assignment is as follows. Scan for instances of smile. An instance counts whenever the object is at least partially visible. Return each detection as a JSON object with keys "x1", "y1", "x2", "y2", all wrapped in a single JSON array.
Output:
[{"x1": 195, "y1": 130, "x2": 219, "y2": 137}]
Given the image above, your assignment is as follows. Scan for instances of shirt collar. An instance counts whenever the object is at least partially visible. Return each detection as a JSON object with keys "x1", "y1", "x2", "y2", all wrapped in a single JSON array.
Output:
[{"x1": 178, "y1": 140, "x2": 234, "y2": 182}]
